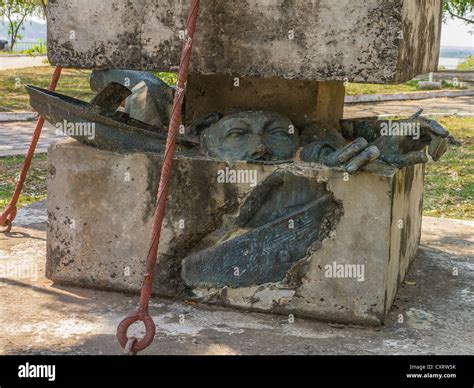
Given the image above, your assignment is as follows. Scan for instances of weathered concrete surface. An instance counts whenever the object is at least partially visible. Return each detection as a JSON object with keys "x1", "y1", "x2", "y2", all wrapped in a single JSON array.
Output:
[
  {"x1": 46, "y1": 140, "x2": 424, "y2": 325},
  {"x1": 386, "y1": 165, "x2": 424, "y2": 314},
  {"x1": 0, "y1": 202, "x2": 472, "y2": 355},
  {"x1": 47, "y1": 0, "x2": 442, "y2": 83},
  {"x1": 186, "y1": 75, "x2": 345, "y2": 128},
  {"x1": 398, "y1": 0, "x2": 443, "y2": 82}
]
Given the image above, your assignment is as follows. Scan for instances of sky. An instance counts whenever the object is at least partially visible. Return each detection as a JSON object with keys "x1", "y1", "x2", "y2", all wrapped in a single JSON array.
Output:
[{"x1": 441, "y1": 18, "x2": 473, "y2": 47}]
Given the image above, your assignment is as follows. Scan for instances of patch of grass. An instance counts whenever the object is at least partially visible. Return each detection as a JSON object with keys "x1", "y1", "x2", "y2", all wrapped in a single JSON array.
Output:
[
  {"x1": 0, "y1": 66, "x2": 95, "y2": 112},
  {"x1": 0, "y1": 67, "x2": 178, "y2": 112},
  {"x1": 346, "y1": 82, "x2": 419, "y2": 95},
  {"x1": 19, "y1": 47, "x2": 48, "y2": 56},
  {"x1": 424, "y1": 117, "x2": 474, "y2": 220},
  {"x1": 0, "y1": 51, "x2": 23, "y2": 56},
  {"x1": 346, "y1": 79, "x2": 466, "y2": 95},
  {"x1": 154, "y1": 72, "x2": 177, "y2": 86},
  {"x1": 0, "y1": 154, "x2": 48, "y2": 209},
  {"x1": 456, "y1": 56, "x2": 474, "y2": 71}
]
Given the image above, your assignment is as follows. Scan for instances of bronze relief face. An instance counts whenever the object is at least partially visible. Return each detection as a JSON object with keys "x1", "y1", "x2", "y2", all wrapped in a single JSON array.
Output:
[{"x1": 200, "y1": 111, "x2": 299, "y2": 162}]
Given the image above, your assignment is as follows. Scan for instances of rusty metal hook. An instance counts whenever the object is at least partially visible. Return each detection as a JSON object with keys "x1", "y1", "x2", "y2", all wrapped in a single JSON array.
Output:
[
  {"x1": 0, "y1": 65, "x2": 62, "y2": 235},
  {"x1": 117, "y1": 311, "x2": 156, "y2": 354},
  {"x1": 125, "y1": 337, "x2": 138, "y2": 355},
  {"x1": 0, "y1": 219, "x2": 12, "y2": 234},
  {"x1": 116, "y1": 0, "x2": 201, "y2": 355},
  {"x1": 0, "y1": 204, "x2": 17, "y2": 233}
]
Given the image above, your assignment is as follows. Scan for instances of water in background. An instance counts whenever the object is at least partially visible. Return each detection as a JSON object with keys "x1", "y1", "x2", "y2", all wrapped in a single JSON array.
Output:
[
  {"x1": 439, "y1": 46, "x2": 474, "y2": 70},
  {"x1": 439, "y1": 57, "x2": 463, "y2": 69}
]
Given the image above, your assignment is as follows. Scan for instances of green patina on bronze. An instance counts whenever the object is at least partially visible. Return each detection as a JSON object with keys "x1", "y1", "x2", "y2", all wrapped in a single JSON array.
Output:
[{"x1": 26, "y1": 70, "x2": 451, "y2": 288}]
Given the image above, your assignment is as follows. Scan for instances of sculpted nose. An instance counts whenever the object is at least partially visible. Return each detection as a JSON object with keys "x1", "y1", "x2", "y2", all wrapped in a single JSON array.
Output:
[{"x1": 249, "y1": 144, "x2": 270, "y2": 160}]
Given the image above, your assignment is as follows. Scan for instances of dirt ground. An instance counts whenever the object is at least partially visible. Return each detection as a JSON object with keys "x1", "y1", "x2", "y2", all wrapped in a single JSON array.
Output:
[{"x1": 0, "y1": 201, "x2": 472, "y2": 355}]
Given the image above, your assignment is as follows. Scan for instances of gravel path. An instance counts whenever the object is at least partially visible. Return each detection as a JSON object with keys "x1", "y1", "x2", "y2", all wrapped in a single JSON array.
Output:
[{"x1": 0, "y1": 56, "x2": 48, "y2": 71}]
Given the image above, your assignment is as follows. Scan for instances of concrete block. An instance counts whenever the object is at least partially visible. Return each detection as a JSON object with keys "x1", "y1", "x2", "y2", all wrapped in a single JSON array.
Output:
[
  {"x1": 186, "y1": 74, "x2": 345, "y2": 128},
  {"x1": 47, "y1": 0, "x2": 443, "y2": 83},
  {"x1": 46, "y1": 140, "x2": 424, "y2": 325}
]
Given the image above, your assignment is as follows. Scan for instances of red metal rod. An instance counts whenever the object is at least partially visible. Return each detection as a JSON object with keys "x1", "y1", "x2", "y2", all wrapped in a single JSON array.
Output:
[
  {"x1": 117, "y1": 0, "x2": 201, "y2": 354},
  {"x1": 0, "y1": 65, "x2": 63, "y2": 233}
]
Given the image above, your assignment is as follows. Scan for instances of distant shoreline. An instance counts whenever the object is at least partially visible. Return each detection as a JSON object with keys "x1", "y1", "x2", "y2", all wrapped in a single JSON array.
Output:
[
  {"x1": 439, "y1": 57, "x2": 464, "y2": 70},
  {"x1": 439, "y1": 46, "x2": 473, "y2": 70}
]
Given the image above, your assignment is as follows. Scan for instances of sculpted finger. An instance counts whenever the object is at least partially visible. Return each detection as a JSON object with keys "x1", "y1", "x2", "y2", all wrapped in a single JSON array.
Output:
[
  {"x1": 324, "y1": 137, "x2": 368, "y2": 166},
  {"x1": 392, "y1": 151, "x2": 428, "y2": 168},
  {"x1": 345, "y1": 145, "x2": 380, "y2": 174}
]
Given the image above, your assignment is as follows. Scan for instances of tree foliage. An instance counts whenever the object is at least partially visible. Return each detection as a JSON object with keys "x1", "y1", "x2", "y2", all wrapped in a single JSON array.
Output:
[
  {"x1": 0, "y1": 0, "x2": 44, "y2": 50},
  {"x1": 444, "y1": 0, "x2": 474, "y2": 24}
]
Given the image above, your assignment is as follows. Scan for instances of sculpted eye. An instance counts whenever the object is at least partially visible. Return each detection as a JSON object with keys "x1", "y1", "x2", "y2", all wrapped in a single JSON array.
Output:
[
  {"x1": 226, "y1": 128, "x2": 247, "y2": 139},
  {"x1": 269, "y1": 128, "x2": 290, "y2": 138}
]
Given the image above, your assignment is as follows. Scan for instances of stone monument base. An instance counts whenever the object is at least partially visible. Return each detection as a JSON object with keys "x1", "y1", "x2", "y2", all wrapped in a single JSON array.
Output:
[{"x1": 46, "y1": 139, "x2": 424, "y2": 325}]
